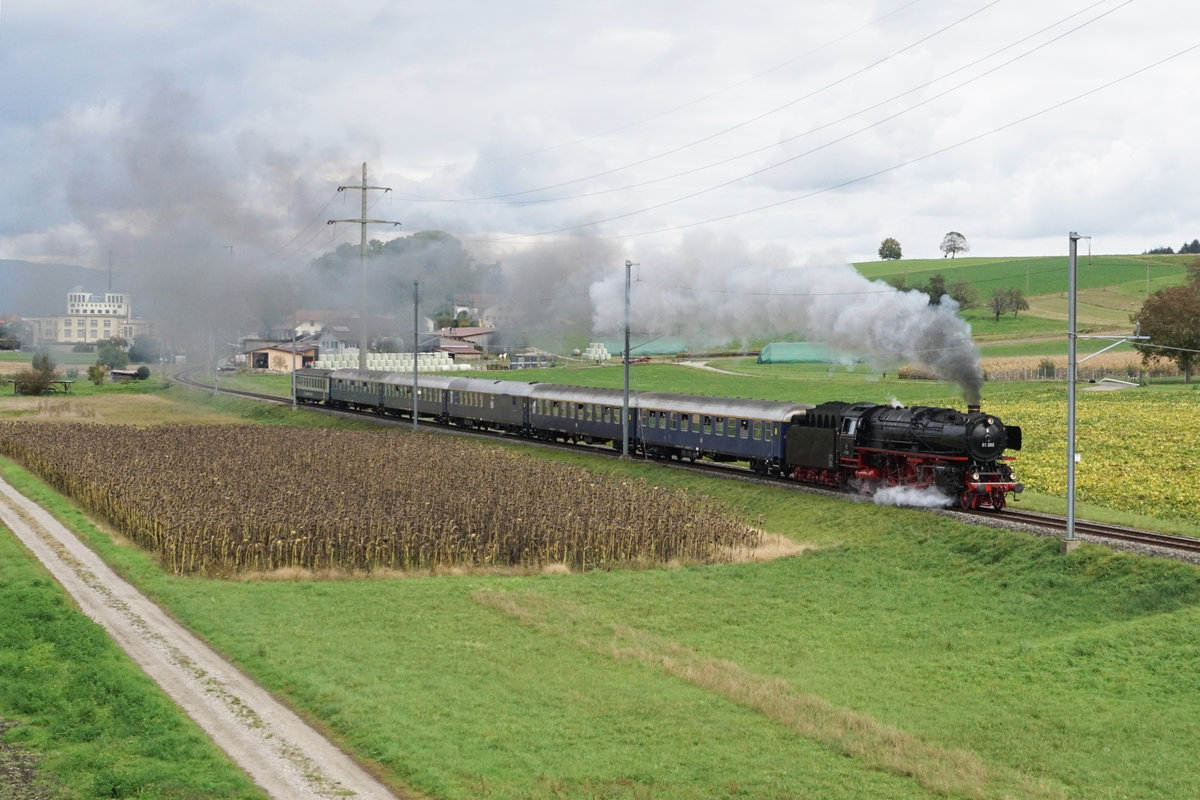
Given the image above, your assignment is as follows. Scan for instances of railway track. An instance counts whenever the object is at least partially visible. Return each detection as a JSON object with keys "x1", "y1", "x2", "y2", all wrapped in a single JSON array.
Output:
[
  {"x1": 175, "y1": 372, "x2": 1200, "y2": 560},
  {"x1": 966, "y1": 507, "x2": 1200, "y2": 555}
]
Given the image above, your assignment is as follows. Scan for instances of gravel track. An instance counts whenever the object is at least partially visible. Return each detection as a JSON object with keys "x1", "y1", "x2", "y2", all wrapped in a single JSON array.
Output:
[{"x1": 0, "y1": 475, "x2": 403, "y2": 800}]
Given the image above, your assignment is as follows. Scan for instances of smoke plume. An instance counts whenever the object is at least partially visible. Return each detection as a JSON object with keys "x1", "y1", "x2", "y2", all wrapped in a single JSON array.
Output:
[{"x1": 588, "y1": 232, "x2": 985, "y2": 404}]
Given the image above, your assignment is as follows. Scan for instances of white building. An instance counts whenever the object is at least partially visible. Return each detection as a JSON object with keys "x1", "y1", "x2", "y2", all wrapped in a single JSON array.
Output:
[{"x1": 24, "y1": 287, "x2": 154, "y2": 346}]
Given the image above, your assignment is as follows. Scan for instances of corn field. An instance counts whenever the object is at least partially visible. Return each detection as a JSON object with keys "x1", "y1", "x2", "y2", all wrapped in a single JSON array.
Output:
[{"x1": 0, "y1": 422, "x2": 760, "y2": 576}]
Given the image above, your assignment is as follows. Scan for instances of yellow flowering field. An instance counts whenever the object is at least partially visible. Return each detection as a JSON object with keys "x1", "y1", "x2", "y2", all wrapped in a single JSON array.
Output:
[{"x1": 987, "y1": 387, "x2": 1200, "y2": 521}]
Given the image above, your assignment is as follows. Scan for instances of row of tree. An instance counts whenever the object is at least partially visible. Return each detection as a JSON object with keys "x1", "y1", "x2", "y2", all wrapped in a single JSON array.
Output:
[
  {"x1": 884, "y1": 272, "x2": 1030, "y2": 321},
  {"x1": 877, "y1": 232, "x2": 971, "y2": 261},
  {"x1": 1143, "y1": 239, "x2": 1200, "y2": 255}
]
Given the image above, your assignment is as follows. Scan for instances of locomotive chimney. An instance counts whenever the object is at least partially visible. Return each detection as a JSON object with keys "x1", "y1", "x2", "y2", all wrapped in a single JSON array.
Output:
[{"x1": 967, "y1": 402, "x2": 981, "y2": 414}]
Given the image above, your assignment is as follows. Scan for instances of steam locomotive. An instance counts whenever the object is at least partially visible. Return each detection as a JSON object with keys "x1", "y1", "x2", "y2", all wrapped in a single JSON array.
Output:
[{"x1": 294, "y1": 368, "x2": 1022, "y2": 510}]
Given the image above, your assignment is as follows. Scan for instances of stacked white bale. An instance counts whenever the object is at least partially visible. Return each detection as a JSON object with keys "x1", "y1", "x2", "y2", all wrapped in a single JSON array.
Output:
[{"x1": 582, "y1": 342, "x2": 612, "y2": 362}]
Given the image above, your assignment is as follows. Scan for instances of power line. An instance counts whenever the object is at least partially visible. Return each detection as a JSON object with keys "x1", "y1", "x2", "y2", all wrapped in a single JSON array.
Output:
[
  {"x1": 476, "y1": 41, "x2": 1200, "y2": 245},
  {"x1": 401, "y1": 0, "x2": 1005, "y2": 204},
  {"x1": 429, "y1": 0, "x2": 1125, "y2": 210},
  {"x1": 401, "y1": 0, "x2": 928, "y2": 175}
]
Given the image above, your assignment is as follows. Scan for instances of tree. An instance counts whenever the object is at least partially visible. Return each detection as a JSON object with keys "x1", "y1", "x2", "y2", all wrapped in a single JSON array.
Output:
[
  {"x1": 96, "y1": 337, "x2": 129, "y2": 369},
  {"x1": 128, "y1": 335, "x2": 162, "y2": 365},
  {"x1": 1003, "y1": 287, "x2": 1029, "y2": 317},
  {"x1": 13, "y1": 353, "x2": 59, "y2": 395},
  {"x1": 1131, "y1": 284, "x2": 1200, "y2": 382},
  {"x1": 948, "y1": 280, "x2": 977, "y2": 309},
  {"x1": 1180, "y1": 239, "x2": 1200, "y2": 255},
  {"x1": 924, "y1": 274, "x2": 947, "y2": 305},
  {"x1": 1189, "y1": 257, "x2": 1200, "y2": 286},
  {"x1": 87, "y1": 363, "x2": 108, "y2": 386},
  {"x1": 940, "y1": 231, "x2": 969, "y2": 258},
  {"x1": 987, "y1": 289, "x2": 1010, "y2": 322},
  {"x1": 0, "y1": 322, "x2": 19, "y2": 351},
  {"x1": 878, "y1": 237, "x2": 902, "y2": 260}
]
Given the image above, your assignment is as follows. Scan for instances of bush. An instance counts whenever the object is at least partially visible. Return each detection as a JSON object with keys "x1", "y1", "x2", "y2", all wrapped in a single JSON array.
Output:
[
  {"x1": 11, "y1": 370, "x2": 54, "y2": 395},
  {"x1": 135, "y1": 366, "x2": 150, "y2": 380},
  {"x1": 87, "y1": 363, "x2": 108, "y2": 386}
]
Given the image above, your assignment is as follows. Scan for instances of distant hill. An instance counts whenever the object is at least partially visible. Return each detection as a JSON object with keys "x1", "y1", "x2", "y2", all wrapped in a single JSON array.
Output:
[{"x1": 0, "y1": 260, "x2": 113, "y2": 316}]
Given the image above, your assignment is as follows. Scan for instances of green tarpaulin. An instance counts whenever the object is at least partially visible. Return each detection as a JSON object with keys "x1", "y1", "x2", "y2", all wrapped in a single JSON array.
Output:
[{"x1": 757, "y1": 342, "x2": 837, "y2": 364}]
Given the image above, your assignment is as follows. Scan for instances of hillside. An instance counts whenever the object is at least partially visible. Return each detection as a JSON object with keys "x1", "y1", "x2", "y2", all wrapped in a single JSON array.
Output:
[
  {"x1": 0, "y1": 259, "x2": 112, "y2": 316},
  {"x1": 853, "y1": 253, "x2": 1193, "y2": 333}
]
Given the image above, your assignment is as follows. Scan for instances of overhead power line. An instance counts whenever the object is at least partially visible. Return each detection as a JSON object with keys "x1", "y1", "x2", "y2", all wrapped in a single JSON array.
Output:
[
  {"x1": 401, "y1": 0, "x2": 1004, "y2": 204},
  {"x1": 473, "y1": 41, "x2": 1200, "y2": 245}
]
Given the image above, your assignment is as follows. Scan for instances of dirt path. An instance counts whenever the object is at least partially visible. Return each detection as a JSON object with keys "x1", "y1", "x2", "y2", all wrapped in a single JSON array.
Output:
[
  {"x1": 0, "y1": 476, "x2": 403, "y2": 800},
  {"x1": 677, "y1": 360, "x2": 753, "y2": 376}
]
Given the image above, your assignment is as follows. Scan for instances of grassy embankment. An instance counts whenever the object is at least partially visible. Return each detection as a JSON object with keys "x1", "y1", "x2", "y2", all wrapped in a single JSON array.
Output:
[
  {"x1": 0, "y1": 517, "x2": 267, "y2": 799},
  {"x1": 2, "y1": 375, "x2": 1200, "y2": 798}
]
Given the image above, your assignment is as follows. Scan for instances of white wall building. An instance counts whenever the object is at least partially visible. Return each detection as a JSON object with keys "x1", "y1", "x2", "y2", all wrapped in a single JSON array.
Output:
[{"x1": 24, "y1": 287, "x2": 154, "y2": 346}]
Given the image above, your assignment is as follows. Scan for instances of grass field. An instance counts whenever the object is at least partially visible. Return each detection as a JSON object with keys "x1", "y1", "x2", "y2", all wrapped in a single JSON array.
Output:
[
  {"x1": 2, "y1": 375, "x2": 1200, "y2": 798},
  {"x1": 2, "y1": 250, "x2": 1198, "y2": 797},
  {"x1": 0, "y1": 511, "x2": 266, "y2": 799},
  {"x1": 3, "y1": 434, "x2": 1200, "y2": 799}
]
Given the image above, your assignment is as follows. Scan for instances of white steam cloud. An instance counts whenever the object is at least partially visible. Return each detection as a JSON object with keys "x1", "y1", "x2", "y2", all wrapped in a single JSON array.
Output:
[
  {"x1": 872, "y1": 486, "x2": 956, "y2": 508},
  {"x1": 588, "y1": 232, "x2": 984, "y2": 403}
]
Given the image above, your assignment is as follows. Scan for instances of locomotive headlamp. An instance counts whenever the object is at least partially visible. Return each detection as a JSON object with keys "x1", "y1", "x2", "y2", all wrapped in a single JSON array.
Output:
[{"x1": 971, "y1": 471, "x2": 980, "y2": 481}]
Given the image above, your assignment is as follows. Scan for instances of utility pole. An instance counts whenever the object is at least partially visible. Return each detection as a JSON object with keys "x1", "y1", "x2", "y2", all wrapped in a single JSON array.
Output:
[
  {"x1": 1064, "y1": 232, "x2": 1081, "y2": 552},
  {"x1": 412, "y1": 280, "x2": 419, "y2": 431},
  {"x1": 622, "y1": 259, "x2": 638, "y2": 457},
  {"x1": 328, "y1": 163, "x2": 400, "y2": 371}
]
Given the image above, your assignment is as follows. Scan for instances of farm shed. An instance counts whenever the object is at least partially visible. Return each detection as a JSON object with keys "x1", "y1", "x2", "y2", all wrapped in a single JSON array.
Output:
[{"x1": 757, "y1": 342, "x2": 838, "y2": 364}]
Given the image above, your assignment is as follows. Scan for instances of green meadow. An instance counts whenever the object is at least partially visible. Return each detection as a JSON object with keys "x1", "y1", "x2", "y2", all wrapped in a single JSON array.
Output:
[
  {"x1": 1, "y1": 251, "x2": 1199, "y2": 798},
  {"x1": 2, "y1": 369, "x2": 1200, "y2": 798}
]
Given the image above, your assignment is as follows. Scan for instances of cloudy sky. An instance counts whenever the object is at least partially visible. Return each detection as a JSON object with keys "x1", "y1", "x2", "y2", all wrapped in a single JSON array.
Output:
[{"x1": 2, "y1": 0, "x2": 1198, "y2": 278}]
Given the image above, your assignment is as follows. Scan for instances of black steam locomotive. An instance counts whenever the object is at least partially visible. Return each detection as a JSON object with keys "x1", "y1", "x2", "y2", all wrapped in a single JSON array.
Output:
[{"x1": 294, "y1": 369, "x2": 1023, "y2": 509}]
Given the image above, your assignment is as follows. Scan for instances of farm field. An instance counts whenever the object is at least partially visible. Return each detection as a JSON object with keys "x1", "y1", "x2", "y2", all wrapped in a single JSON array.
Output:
[
  {"x1": 2, "y1": 251, "x2": 1199, "y2": 799},
  {"x1": 3, "y1": 440, "x2": 1200, "y2": 799},
  {"x1": 1, "y1": 372, "x2": 1200, "y2": 797}
]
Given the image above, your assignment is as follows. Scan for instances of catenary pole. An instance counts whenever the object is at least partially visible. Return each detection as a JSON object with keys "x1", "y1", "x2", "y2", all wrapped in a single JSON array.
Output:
[
  {"x1": 1064, "y1": 232, "x2": 1080, "y2": 552},
  {"x1": 622, "y1": 259, "x2": 635, "y2": 457},
  {"x1": 413, "y1": 280, "x2": 419, "y2": 430}
]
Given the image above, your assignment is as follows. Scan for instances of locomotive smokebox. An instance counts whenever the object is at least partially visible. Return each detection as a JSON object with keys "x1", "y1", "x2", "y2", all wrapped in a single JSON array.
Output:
[{"x1": 967, "y1": 403, "x2": 981, "y2": 414}]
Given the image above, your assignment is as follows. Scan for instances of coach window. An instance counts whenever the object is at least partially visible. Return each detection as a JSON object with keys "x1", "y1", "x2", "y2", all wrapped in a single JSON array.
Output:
[
  {"x1": 703, "y1": 416, "x2": 712, "y2": 434},
  {"x1": 752, "y1": 420, "x2": 762, "y2": 440}
]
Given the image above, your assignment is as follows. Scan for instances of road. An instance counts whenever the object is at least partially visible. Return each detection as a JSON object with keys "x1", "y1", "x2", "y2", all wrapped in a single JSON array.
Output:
[{"x1": 0, "y1": 475, "x2": 404, "y2": 800}]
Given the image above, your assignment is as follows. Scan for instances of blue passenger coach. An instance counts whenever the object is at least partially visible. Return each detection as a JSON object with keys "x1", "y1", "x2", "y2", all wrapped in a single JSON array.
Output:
[{"x1": 636, "y1": 392, "x2": 813, "y2": 474}]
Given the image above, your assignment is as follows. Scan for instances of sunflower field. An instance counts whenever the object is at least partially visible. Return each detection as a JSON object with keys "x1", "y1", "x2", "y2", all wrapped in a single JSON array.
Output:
[
  {"x1": 987, "y1": 387, "x2": 1200, "y2": 521},
  {"x1": 0, "y1": 423, "x2": 760, "y2": 575}
]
